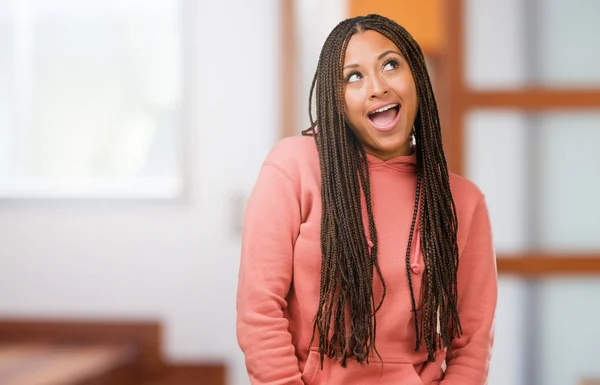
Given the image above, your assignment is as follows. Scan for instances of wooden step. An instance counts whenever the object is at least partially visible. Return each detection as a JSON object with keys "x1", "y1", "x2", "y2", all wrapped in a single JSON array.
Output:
[{"x1": 143, "y1": 364, "x2": 225, "y2": 385}]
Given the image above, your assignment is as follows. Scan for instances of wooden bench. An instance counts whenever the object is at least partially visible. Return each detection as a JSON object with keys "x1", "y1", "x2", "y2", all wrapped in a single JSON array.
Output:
[
  {"x1": 0, "y1": 318, "x2": 226, "y2": 385},
  {"x1": 0, "y1": 342, "x2": 140, "y2": 385}
]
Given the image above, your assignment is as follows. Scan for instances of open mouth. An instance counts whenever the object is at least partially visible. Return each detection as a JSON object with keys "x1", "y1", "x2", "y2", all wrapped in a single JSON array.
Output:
[{"x1": 368, "y1": 104, "x2": 400, "y2": 130}]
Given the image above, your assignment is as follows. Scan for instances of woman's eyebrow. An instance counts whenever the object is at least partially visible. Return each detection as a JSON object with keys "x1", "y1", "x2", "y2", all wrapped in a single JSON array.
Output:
[
  {"x1": 343, "y1": 50, "x2": 402, "y2": 70},
  {"x1": 377, "y1": 50, "x2": 401, "y2": 59}
]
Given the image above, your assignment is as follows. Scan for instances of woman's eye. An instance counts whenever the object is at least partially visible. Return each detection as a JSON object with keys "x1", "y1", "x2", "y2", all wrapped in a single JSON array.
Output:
[
  {"x1": 383, "y1": 59, "x2": 399, "y2": 71},
  {"x1": 346, "y1": 72, "x2": 361, "y2": 83}
]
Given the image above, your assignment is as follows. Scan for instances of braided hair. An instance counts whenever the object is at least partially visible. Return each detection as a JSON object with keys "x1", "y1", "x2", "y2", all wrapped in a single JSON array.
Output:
[{"x1": 302, "y1": 14, "x2": 461, "y2": 365}]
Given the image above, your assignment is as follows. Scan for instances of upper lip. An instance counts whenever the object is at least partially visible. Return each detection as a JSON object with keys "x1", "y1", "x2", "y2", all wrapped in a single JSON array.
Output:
[{"x1": 367, "y1": 102, "x2": 400, "y2": 115}]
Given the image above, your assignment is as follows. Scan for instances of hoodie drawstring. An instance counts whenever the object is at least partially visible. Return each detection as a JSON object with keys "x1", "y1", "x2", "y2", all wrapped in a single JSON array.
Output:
[{"x1": 411, "y1": 230, "x2": 421, "y2": 275}]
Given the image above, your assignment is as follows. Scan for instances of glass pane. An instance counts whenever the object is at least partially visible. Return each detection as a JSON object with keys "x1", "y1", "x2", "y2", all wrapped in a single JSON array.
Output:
[
  {"x1": 483, "y1": 277, "x2": 600, "y2": 385},
  {"x1": 537, "y1": 112, "x2": 600, "y2": 251},
  {"x1": 488, "y1": 277, "x2": 527, "y2": 385},
  {"x1": 466, "y1": 110, "x2": 600, "y2": 252},
  {"x1": 536, "y1": 0, "x2": 600, "y2": 86},
  {"x1": 0, "y1": 0, "x2": 183, "y2": 197},
  {"x1": 465, "y1": 0, "x2": 528, "y2": 89},
  {"x1": 465, "y1": 0, "x2": 600, "y2": 88},
  {"x1": 0, "y1": 3, "x2": 14, "y2": 179},
  {"x1": 465, "y1": 110, "x2": 530, "y2": 253},
  {"x1": 537, "y1": 278, "x2": 600, "y2": 385}
]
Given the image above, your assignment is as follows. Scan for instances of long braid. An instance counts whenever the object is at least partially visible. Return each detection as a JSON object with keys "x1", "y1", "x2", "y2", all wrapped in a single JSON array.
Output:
[
  {"x1": 303, "y1": 14, "x2": 461, "y2": 365},
  {"x1": 405, "y1": 172, "x2": 422, "y2": 350}
]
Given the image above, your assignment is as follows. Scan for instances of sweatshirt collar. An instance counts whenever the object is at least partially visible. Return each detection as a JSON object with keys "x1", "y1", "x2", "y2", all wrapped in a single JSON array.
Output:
[{"x1": 365, "y1": 152, "x2": 417, "y2": 171}]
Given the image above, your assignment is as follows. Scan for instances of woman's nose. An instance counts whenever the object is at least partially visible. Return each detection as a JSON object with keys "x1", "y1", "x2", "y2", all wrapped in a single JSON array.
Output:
[{"x1": 368, "y1": 74, "x2": 388, "y2": 99}]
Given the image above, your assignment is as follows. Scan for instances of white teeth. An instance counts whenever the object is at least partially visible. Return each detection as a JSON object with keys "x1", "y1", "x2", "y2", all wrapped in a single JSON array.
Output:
[{"x1": 372, "y1": 104, "x2": 398, "y2": 114}]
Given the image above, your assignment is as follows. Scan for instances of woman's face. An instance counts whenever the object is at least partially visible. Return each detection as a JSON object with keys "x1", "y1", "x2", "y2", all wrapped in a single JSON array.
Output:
[{"x1": 342, "y1": 30, "x2": 418, "y2": 161}]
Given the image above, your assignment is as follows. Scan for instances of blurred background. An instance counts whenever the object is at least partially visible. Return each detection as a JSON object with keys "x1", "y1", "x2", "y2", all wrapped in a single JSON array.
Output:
[{"x1": 0, "y1": 0, "x2": 598, "y2": 384}]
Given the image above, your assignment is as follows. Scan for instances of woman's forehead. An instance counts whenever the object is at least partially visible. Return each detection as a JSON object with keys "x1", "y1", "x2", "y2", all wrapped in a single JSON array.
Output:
[{"x1": 343, "y1": 30, "x2": 401, "y2": 65}]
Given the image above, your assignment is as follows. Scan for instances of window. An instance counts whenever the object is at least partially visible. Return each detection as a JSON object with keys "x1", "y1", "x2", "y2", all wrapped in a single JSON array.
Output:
[{"x1": 0, "y1": 0, "x2": 184, "y2": 198}]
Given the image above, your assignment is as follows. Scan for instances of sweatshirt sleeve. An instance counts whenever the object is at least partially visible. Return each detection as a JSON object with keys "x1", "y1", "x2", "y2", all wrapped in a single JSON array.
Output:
[
  {"x1": 236, "y1": 160, "x2": 304, "y2": 385},
  {"x1": 441, "y1": 198, "x2": 498, "y2": 385}
]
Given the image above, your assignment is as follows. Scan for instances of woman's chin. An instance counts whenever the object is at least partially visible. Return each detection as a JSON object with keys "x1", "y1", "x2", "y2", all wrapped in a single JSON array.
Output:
[
  {"x1": 366, "y1": 142, "x2": 411, "y2": 159},
  {"x1": 369, "y1": 132, "x2": 409, "y2": 150}
]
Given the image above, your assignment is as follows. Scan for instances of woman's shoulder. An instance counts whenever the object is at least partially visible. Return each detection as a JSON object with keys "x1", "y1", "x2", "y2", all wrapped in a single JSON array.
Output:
[
  {"x1": 448, "y1": 173, "x2": 494, "y2": 255},
  {"x1": 264, "y1": 135, "x2": 319, "y2": 176},
  {"x1": 449, "y1": 172, "x2": 487, "y2": 214},
  {"x1": 448, "y1": 173, "x2": 491, "y2": 249}
]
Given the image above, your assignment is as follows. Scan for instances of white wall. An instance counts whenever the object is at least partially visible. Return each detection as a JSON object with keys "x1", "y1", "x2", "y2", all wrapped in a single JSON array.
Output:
[
  {"x1": 294, "y1": 0, "x2": 347, "y2": 133},
  {"x1": 0, "y1": 1, "x2": 280, "y2": 385}
]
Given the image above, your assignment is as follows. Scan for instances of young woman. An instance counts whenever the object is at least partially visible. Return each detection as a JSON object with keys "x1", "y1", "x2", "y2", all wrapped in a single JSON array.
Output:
[{"x1": 237, "y1": 14, "x2": 497, "y2": 385}]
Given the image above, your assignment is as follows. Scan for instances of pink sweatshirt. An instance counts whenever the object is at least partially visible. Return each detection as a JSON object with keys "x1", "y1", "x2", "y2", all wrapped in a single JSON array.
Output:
[{"x1": 237, "y1": 136, "x2": 497, "y2": 385}]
